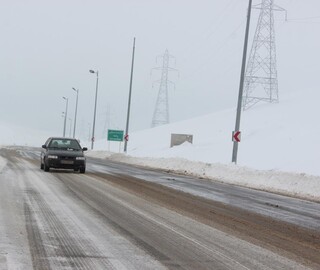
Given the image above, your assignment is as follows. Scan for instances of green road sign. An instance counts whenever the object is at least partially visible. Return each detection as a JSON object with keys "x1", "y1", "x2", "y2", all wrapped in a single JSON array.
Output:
[{"x1": 107, "y1": 129, "x2": 124, "y2": 142}]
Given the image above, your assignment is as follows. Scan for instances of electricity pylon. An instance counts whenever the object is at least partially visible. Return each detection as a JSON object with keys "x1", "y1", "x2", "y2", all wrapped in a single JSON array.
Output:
[
  {"x1": 243, "y1": 0, "x2": 285, "y2": 110},
  {"x1": 151, "y1": 49, "x2": 178, "y2": 127}
]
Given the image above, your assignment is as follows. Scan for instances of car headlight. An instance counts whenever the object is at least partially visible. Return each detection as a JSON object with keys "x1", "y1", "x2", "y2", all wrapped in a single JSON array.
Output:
[
  {"x1": 76, "y1": 157, "x2": 85, "y2": 160},
  {"x1": 48, "y1": 155, "x2": 58, "y2": 159}
]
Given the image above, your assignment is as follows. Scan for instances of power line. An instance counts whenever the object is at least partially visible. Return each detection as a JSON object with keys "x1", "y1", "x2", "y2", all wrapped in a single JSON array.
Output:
[
  {"x1": 185, "y1": 19, "x2": 245, "y2": 79},
  {"x1": 287, "y1": 15, "x2": 320, "y2": 21},
  {"x1": 182, "y1": 0, "x2": 242, "y2": 62}
]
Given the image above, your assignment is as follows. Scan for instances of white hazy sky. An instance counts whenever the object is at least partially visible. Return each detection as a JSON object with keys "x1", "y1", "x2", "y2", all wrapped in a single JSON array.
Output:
[{"x1": 0, "y1": 0, "x2": 319, "y2": 141}]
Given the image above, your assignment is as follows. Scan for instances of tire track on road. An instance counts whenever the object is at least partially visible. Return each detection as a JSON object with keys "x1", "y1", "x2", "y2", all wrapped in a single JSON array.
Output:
[
  {"x1": 3, "y1": 147, "x2": 315, "y2": 269},
  {"x1": 1, "y1": 148, "x2": 116, "y2": 269},
  {"x1": 56, "y1": 173, "x2": 302, "y2": 270},
  {"x1": 90, "y1": 171, "x2": 320, "y2": 269},
  {"x1": 24, "y1": 188, "x2": 116, "y2": 270},
  {"x1": 24, "y1": 203, "x2": 51, "y2": 270}
]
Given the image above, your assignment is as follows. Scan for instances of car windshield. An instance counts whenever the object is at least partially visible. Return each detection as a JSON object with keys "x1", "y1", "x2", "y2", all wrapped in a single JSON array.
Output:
[{"x1": 48, "y1": 139, "x2": 81, "y2": 150}]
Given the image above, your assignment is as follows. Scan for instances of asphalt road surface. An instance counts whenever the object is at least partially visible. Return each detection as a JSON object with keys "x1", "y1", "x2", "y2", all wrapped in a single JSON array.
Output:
[{"x1": 0, "y1": 146, "x2": 319, "y2": 270}]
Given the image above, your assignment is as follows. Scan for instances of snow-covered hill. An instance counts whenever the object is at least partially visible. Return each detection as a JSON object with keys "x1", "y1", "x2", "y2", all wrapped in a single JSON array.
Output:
[{"x1": 95, "y1": 88, "x2": 319, "y2": 176}]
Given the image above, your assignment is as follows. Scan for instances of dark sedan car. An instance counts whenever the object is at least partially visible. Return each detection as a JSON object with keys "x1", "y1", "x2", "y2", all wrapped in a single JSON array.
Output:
[{"x1": 41, "y1": 137, "x2": 87, "y2": 173}]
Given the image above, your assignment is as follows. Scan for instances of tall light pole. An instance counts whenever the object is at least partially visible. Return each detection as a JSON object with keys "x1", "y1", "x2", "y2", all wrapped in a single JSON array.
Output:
[
  {"x1": 232, "y1": 0, "x2": 253, "y2": 164},
  {"x1": 72, "y1": 87, "x2": 79, "y2": 138},
  {"x1": 61, "y1": 112, "x2": 65, "y2": 136},
  {"x1": 124, "y1": 37, "x2": 136, "y2": 153},
  {"x1": 68, "y1": 118, "x2": 72, "y2": 137},
  {"x1": 89, "y1": 69, "x2": 99, "y2": 150},
  {"x1": 62, "y1": 97, "x2": 68, "y2": 137}
]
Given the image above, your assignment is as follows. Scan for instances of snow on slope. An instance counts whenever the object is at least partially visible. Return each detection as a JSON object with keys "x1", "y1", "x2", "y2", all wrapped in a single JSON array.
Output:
[
  {"x1": 90, "y1": 89, "x2": 320, "y2": 200},
  {"x1": 95, "y1": 89, "x2": 319, "y2": 176}
]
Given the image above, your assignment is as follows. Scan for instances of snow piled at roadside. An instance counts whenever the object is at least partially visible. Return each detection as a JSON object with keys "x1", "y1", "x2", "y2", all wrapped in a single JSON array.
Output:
[{"x1": 86, "y1": 151, "x2": 320, "y2": 202}]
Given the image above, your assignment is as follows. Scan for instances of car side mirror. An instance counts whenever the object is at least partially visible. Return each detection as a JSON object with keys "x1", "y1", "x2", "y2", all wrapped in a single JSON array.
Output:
[
  {"x1": 82, "y1": 147, "x2": 88, "y2": 151},
  {"x1": 42, "y1": 145, "x2": 47, "y2": 149}
]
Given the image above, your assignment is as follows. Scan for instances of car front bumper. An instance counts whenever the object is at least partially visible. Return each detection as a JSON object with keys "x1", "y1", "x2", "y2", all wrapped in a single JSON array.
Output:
[{"x1": 47, "y1": 158, "x2": 86, "y2": 170}]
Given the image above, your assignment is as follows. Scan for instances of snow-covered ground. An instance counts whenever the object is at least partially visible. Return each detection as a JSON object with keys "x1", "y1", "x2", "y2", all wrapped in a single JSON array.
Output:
[{"x1": 1, "y1": 88, "x2": 319, "y2": 201}]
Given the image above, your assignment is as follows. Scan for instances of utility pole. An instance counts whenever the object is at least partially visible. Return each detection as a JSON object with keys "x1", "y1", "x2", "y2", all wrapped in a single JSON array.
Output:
[
  {"x1": 89, "y1": 70, "x2": 99, "y2": 150},
  {"x1": 68, "y1": 118, "x2": 72, "y2": 137},
  {"x1": 124, "y1": 37, "x2": 136, "y2": 153},
  {"x1": 232, "y1": 0, "x2": 253, "y2": 164},
  {"x1": 62, "y1": 97, "x2": 68, "y2": 137},
  {"x1": 151, "y1": 49, "x2": 178, "y2": 128},
  {"x1": 72, "y1": 88, "x2": 79, "y2": 138}
]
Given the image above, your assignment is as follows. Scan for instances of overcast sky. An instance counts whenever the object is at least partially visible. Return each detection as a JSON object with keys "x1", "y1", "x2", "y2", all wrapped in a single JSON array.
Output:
[{"x1": 0, "y1": 0, "x2": 319, "y2": 141}]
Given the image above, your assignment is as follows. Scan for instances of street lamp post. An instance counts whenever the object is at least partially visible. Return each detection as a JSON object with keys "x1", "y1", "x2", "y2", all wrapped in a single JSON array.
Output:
[
  {"x1": 68, "y1": 118, "x2": 72, "y2": 137},
  {"x1": 72, "y1": 87, "x2": 79, "y2": 138},
  {"x1": 62, "y1": 97, "x2": 68, "y2": 137},
  {"x1": 124, "y1": 37, "x2": 136, "y2": 153},
  {"x1": 232, "y1": 0, "x2": 253, "y2": 164},
  {"x1": 89, "y1": 69, "x2": 99, "y2": 150},
  {"x1": 61, "y1": 112, "x2": 65, "y2": 136}
]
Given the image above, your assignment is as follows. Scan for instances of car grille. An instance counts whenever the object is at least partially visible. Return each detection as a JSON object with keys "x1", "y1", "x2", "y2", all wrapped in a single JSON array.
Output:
[{"x1": 60, "y1": 156, "x2": 75, "y2": 161}]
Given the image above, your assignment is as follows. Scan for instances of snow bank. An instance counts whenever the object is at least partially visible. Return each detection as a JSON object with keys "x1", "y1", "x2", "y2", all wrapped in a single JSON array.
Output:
[{"x1": 86, "y1": 151, "x2": 320, "y2": 201}]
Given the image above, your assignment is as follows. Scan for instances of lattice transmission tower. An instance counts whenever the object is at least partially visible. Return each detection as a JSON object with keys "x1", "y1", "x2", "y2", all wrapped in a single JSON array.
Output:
[
  {"x1": 151, "y1": 49, "x2": 177, "y2": 127},
  {"x1": 243, "y1": 0, "x2": 285, "y2": 110}
]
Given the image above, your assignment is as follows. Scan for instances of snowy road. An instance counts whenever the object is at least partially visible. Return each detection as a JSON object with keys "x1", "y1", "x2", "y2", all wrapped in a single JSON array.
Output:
[
  {"x1": 86, "y1": 156, "x2": 320, "y2": 231},
  {"x1": 0, "y1": 147, "x2": 319, "y2": 269}
]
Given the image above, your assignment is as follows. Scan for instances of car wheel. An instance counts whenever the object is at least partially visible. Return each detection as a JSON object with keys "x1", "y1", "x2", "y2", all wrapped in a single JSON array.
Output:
[
  {"x1": 44, "y1": 160, "x2": 50, "y2": 172},
  {"x1": 79, "y1": 167, "x2": 86, "y2": 174}
]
